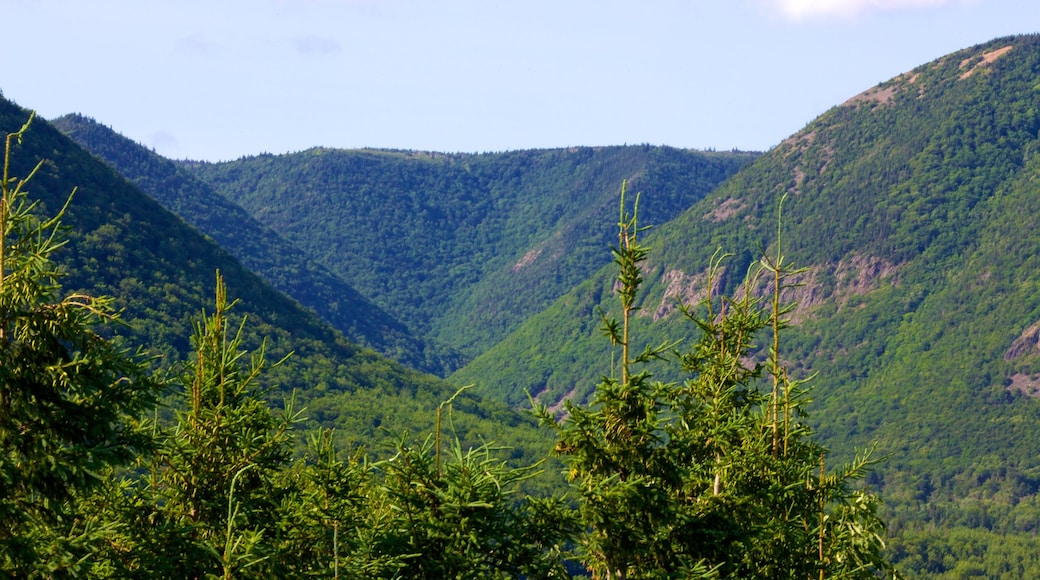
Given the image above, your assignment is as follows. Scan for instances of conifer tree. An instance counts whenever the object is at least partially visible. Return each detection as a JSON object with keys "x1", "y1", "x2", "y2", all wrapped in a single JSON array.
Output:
[
  {"x1": 123, "y1": 273, "x2": 302, "y2": 577},
  {"x1": 537, "y1": 184, "x2": 897, "y2": 578},
  {"x1": 375, "y1": 388, "x2": 578, "y2": 578},
  {"x1": 273, "y1": 428, "x2": 404, "y2": 578},
  {"x1": 0, "y1": 113, "x2": 159, "y2": 573}
]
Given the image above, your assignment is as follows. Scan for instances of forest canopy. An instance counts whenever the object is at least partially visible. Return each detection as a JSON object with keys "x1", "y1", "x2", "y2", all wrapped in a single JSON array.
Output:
[{"x1": 0, "y1": 116, "x2": 893, "y2": 576}]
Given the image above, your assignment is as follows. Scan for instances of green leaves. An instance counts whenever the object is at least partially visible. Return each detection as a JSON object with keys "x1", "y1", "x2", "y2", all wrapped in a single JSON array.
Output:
[{"x1": 0, "y1": 98, "x2": 908, "y2": 576}]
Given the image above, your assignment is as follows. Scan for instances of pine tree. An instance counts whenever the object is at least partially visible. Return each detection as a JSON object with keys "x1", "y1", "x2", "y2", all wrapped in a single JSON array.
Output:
[
  {"x1": 537, "y1": 184, "x2": 897, "y2": 578},
  {"x1": 375, "y1": 387, "x2": 578, "y2": 578},
  {"x1": 0, "y1": 113, "x2": 159, "y2": 573},
  {"x1": 272, "y1": 428, "x2": 404, "y2": 578},
  {"x1": 124, "y1": 273, "x2": 302, "y2": 577}
]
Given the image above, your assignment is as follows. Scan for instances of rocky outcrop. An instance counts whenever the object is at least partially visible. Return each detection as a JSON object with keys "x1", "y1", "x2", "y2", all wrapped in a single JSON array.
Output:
[
  {"x1": 646, "y1": 253, "x2": 899, "y2": 325},
  {"x1": 1005, "y1": 321, "x2": 1040, "y2": 362}
]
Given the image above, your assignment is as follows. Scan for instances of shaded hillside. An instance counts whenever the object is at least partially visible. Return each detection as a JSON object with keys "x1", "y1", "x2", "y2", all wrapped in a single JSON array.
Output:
[
  {"x1": 454, "y1": 34, "x2": 1040, "y2": 560},
  {"x1": 0, "y1": 95, "x2": 550, "y2": 465},
  {"x1": 50, "y1": 114, "x2": 457, "y2": 375},
  {"x1": 183, "y1": 144, "x2": 755, "y2": 360}
]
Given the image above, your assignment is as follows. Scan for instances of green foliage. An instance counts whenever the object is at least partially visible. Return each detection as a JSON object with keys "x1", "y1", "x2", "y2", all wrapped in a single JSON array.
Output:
[
  {"x1": 888, "y1": 527, "x2": 1040, "y2": 578},
  {"x1": 0, "y1": 95, "x2": 573, "y2": 575},
  {"x1": 66, "y1": 277, "x2": 568, "y2": 578},
  {"x1": 0, "y1": 113, "x2": 159, "y2": 574},
  {"x1": 273, "y1": 430, "x2": 404, "y2": 578},
  {"x1": 126, "y1": 274, "x2": 300, "y2": 577},
  {"x1": 14, "y1": 33, "x2": 1040, "y2": 574},
  {"x1": 536, "y1": 187, "x2": 895, "y2": 578},
  {"x1": 51, "y1": 114, "x2": 455, "y2": 375},
  {"x1": 458, "y1": 34, "x2": 1040, "y2": 567},
  {"x1": 375, "y1": 432, "x2": 577, "y2": 578},
  {"x1": 0, "y1": 93, "x2": 555, "y2": 486},
  {"x1": 184, "y1": 145, "x2": 754, "y2": 361}
]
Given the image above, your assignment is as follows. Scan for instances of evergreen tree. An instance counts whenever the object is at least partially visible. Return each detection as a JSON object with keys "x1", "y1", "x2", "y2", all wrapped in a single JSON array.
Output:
[
  {"x1": 537, "y1": 184, "x2": 896, "y2": 578},
  {"x1": 375, "y1": 428, "x2": 577, "y2": 578},
  {"x1": 0, "y1": 113, "x2": 159, "y2": 573},
  {"x1": 113, "y1": 274, "x2": 302, "y2": 577},
  {"x1": 83, "y1": 275, "x2": 573, "y2": 578},
  {"x1": 272, "y1": 429, "x2": 404, "y2": 578}
]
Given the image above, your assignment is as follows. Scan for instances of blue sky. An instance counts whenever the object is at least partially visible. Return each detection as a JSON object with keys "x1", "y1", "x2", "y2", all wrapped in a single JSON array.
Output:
[{"x1": 2, "y1": 0, "x2": 1037, "y2": 161}]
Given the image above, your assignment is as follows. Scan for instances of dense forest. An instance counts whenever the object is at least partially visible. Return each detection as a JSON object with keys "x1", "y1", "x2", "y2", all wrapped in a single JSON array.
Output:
[
  {"x1": 455, "y1": 34, "x2": 1040, "y2": 576},
  {"x1": 1, "y1": 111, "x2": 890, "y2": 576},
  {"x1": 6, "y1": 33, "x2": 1040, "y2": 577},
  {"x1": 0, "y1": 94, "x2": 554, "y2": 478},
  {"x1": 180, "y1": 144, "x2": 753, "y2": 361},
  {"x1": 50, "y1": 114, "x2": 457, "y2": 376}
]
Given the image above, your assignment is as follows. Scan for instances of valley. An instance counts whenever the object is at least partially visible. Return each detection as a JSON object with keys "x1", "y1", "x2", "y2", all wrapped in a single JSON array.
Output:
[{"x1": 5, "y1": 32, "x2": 1040, "y2": 577}]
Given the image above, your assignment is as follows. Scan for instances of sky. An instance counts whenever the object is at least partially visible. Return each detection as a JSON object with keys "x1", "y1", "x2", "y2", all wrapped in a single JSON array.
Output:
[{"x1": 1, "y1": 0, "x2": 1037, "y2": 161}]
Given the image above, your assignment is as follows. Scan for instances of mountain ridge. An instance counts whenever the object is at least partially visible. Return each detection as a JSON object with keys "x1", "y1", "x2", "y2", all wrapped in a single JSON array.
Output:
[
  {"x1": 181, "y1": 143, "x2": 755, "y2": 361},
  {"x1": 18, "y1": 33, "x2": 1040, "y2": 573},
  {"x1": 451, "y1": 35, "x2": 1040, "y2": 551},
  {"x1": 0, "y1": 94, "x2": 551, "y2": 466},
  {"x1": 51, "y1": 113, "x2": 459, "y2": 375}
]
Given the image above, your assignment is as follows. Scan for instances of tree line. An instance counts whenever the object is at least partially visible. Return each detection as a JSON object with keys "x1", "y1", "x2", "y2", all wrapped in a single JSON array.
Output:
[{"x1": 2, "y1": 116, "x2": 894, "y2": 577}]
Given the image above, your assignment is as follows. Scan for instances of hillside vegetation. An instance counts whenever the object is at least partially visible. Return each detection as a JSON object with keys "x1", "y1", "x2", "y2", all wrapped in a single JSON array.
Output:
[
  {"x1": 183, "y1": 144, "x2": 754, "y2": 361},
  {"x1": 0, "y1": 108, "x2": 892, "y2": 574},
  {"x1": 11, "y1": 31, "x2": 1040, "y2": 576},
  {"x1": 0, "y1": 95, "x2": 549, "y2": 465},
  {"x1": 454, "y1": 34, "x2": 1040, "y2": 575},
  {"x1": 1, "y1": 99, "x2": 904, "y2": 577},
  {"x1": 51, "y1": 113, "x2": 457, "y2": 375}
]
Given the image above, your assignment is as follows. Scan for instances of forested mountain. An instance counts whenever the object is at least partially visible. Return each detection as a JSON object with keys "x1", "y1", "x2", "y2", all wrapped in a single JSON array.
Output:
[
  {"x1": 182, "y1": 144, "x2": 754, "y2": 361},
  {"x1": 0, "y1": 92, "x2": 890, "y2": 575},
  {"x1": 454, "y1": 34, "x2": 1040, "y2": 575},
  {"x1": 50, "y1": 114, "x2": 457, "y2": 375},
  {"x1": 0, "y1": 94, "x2": 549, "y2": 461},
  {"x1": 15, "y1": 31, "x2": 1040, "y2": 576}
]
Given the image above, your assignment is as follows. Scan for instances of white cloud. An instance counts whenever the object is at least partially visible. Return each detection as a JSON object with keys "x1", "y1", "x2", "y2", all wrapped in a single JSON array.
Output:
[{"x1": 764, "y1": 0, "x2": 954, "y2": 21}]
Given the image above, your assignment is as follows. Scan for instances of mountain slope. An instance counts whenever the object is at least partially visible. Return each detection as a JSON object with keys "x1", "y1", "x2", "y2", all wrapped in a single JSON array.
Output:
[
  {"x1": 0, "y1": 95, "x2": 549, "y2": 464},
  {"x1": 183, "y1": 145, "x2": 755, "y2": 361},
  {"x1": 454, "y1": 34, "x2": 1040, "y2": 536},
  {"x1": 50, "y1": 114, "x2": 456, "y2": 375}
]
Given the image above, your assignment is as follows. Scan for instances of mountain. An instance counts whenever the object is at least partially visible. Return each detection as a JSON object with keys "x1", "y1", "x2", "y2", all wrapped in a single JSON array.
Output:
[
  {"x1": 181, "y1": 144, "x2": 755, "y2": 362},
  {"x1": 452, "y1": 34, "x2": 1040, "y2": 568},
  {"x1": 0, "y1": 94, "x2": 550, "y2": 464},
  {"x1": 25, "y1": 32, "x2": 1040, "y2": 573},
  {"x1": 50, "y1": 114, "x2": 457, "y2": 375}
]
